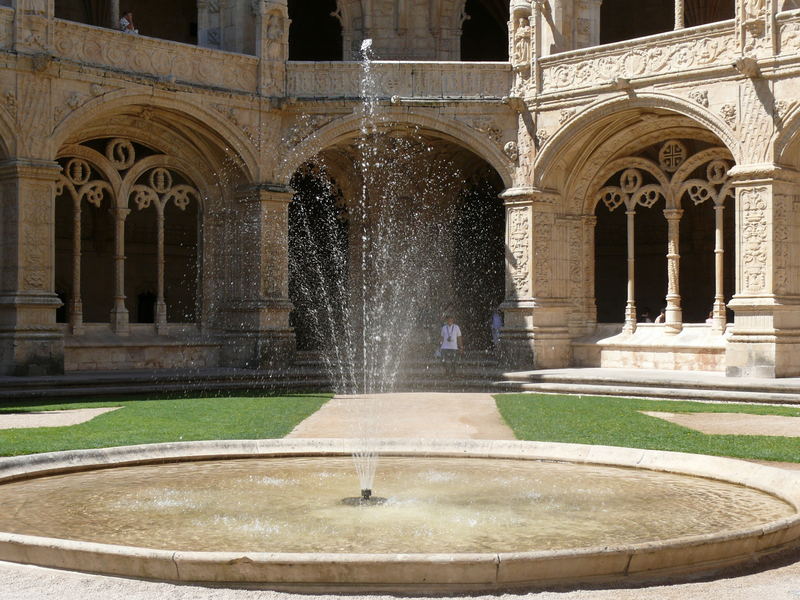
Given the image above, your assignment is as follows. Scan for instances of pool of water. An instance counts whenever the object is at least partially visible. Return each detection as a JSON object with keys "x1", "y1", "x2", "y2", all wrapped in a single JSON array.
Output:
[{"x1": 0, "y1": 456, "x2": 793, "y2": 554}]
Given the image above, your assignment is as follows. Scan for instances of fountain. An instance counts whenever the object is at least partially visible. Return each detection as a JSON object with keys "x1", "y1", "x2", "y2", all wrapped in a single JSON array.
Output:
[
  {"x1": 0, "y1": 439, "x2": 798, "y2": 591},
  {"x1": 0, "y1": 40, "x2": 799, "y2": 594}
]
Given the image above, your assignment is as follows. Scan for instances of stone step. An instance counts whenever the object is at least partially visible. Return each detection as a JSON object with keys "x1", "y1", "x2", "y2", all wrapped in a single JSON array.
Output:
[{"x1": 491, "y1": 378, "x2": 800, "y2": 404}]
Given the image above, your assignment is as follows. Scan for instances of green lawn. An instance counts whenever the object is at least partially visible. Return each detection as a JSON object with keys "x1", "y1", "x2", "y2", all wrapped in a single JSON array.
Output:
[
  {"x1": 0, "y1": 394, "x2": 331, "y2": 457},
  {"x1": 496, "y1": 393, "x2": 800, "y2": 463}
]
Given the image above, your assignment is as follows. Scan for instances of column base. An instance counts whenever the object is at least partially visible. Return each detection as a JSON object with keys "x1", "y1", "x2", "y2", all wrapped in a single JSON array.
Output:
[
  {"x1": 500, "y1": 300, "x2": 573, "y2": 370},
  {"x1": 725, "y1": 297, "x2": 800, "y2": 378},
  {"x1": 0, "y1": 293, "x2": 64, "y2": 375}
]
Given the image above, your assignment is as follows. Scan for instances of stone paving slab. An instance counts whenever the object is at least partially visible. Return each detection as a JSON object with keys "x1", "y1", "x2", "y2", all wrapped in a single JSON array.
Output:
[
  {"x1": 287, "y1": 393, "x2": 516, "y2": 440},
  {"x1": 643, "y1": 411, "x2": 800, "y2": 437},
  {"x1": 0, "y1": 407, "x2": 120, "y2": 429}
]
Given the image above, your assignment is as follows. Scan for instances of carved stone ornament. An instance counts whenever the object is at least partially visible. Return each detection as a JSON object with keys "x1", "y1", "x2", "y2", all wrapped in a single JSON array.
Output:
[
  {"x1": 512, "y1": 17, "x2": 532, "y2": 69},
  {"x1": 658, "y1": 140, "x2": 688, "y2": 173},
  {"x1": 688, "y1": 89, "x2": 709, "y2": 107},
  {"x1": 740, "y1": 186, "x2": 768, "y2": 293},
  {"x1": 720, "y1": 104, "x2": 737, "y2": 129},
  {"x1": 503, "y1": 141, "x2": 519, "y2": 162},
  {"x1": 559, "y1": 108, "x2": 577, "y2": 124},
  {"x1": 508, "y1": 207, "x2": 531, "y2": 298}
]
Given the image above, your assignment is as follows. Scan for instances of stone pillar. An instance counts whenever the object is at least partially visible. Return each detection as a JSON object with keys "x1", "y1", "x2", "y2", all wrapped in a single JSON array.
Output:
[
  {"x1": 110, "y1": 206, "x2": 130, "y2": 335},
  {"x1": 0, "y1": 159, "x2": 64, "y2": 375},
  {"x1": 12, "y1": 0, "x2": 54, "y2": 54},
  {"x1": 223, "y1": 184, "x2": 294, "y2": 369},
  {"x1": 623, "y1": 203, "x2": 636, "y2": 334},
  {"x1": 712, "y1": 200, "x2": 727, "y2": 333},
  {"x1": 675, "y1": 0, "x2": 685, "y2": 29},
  {"x1": 256, "y1": 0, "x2": 288, "y2": 97},
  {"x1": 725, "y1": 165, "x2": 800, "y2": 377},
  {"x1": 664, "y1": 208, "x2": 683, "y2": 334},
  {"x1": 500, "y1": 187, "x2": 572, "y2": 369},
  {"x1": 736, "y1": 0, "x2": 777, "y2": 57}
]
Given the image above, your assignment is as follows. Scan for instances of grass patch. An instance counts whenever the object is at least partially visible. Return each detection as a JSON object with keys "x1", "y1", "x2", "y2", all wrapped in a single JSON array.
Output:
[
  {"x1": 0, "y1": 394, "x2": 331, "y2": 457},
  {"x1": 495, "y1": 394, "x2": 800, "y2": 463}
]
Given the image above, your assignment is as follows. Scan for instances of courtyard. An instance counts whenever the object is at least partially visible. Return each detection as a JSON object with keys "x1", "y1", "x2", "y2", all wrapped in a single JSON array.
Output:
[{"x1": 0, "y1": 386, "x2": 799, "y2": 598}]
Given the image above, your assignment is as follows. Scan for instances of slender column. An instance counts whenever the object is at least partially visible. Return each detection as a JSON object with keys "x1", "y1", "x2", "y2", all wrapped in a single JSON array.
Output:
[
  {"x1": 664, "y1": 208, "x2": 683, "y2": 334},
  {"x1": 623, "y1": 206, "x2": 637, "y2": 334},
  {"x1": 69, "y1": 197, "x2": 83, "y2": 334},
  {"x1": 155, "y1": 206, "x2": 167, "y2": 333},
  {"x1": 712, "y1": 202, "x2": 727, "y2": 333},
  {"x1": 110, "y1": 207, "x2": 130, "y2": 335},
  {"x1": 110, "y1": 0, "x2": 120, "y2": 29},
  {"x1": 674, "y1": 0, "x2": 685, "y2": 30}
]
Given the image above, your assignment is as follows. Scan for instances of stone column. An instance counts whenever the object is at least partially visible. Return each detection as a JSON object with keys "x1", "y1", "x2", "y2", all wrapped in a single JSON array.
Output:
[
  {"x1": 223, "y1": 184, "x2": 294, "y2": 369},
  {"x1": 109, "y1": 0, "x2": 119, "y2": 29},
  {"x1": 675, "y1": 0, "x2": 685, "y2": 29},
  {"x1": 12, "y1": 0, "x2": 54, "y2": 53},
  {"x1": 623, "y1": 203, "x2": 637, "y2": 334},
  {"x1": 68, "y1": 193, "x2": 83, "y2": 334},
  {"x1": 109, "y1": 206, "x2": 130, "y2": 335},
  {"x1": 712, "y1": 200, "x2": 727, "y2": 333},
  {"x1": 0, "y1": 159, "x2": 64, "y2": 375},
  {"x1": 500, "y1": 187, "x2": 572, "y2": 369},
  {"x1": 155, "y1": 206, "x2": 167, "y2": 334},
  {"x1": 725, "y1": 165, "x2": 800, "y2": 377},
  {"x1": 736, "y1": 0, "x2": 777, "y2": 58},
  {"x1": 664, "y1": 208, "x2": 683, "y2": 334}
]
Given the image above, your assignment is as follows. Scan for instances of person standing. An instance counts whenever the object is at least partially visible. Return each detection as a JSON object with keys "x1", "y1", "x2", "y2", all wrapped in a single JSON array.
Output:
[
  {"x1": 490, "y1": 307, "x2": 503, "y2": 349},
  {"x1": 440, "y1": 315, "x2": 463, "y2": 378}
]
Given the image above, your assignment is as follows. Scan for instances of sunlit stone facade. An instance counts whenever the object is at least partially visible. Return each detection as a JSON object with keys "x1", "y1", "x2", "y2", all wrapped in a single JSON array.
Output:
[{"x1": 2, "y1": 0, "x2": 800, "y2": 378}]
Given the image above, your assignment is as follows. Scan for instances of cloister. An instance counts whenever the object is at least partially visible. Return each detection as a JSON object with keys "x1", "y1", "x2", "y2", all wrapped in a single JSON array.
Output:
[{"x1": 2, "y1": 0, "x2": 800, "y2": 378}]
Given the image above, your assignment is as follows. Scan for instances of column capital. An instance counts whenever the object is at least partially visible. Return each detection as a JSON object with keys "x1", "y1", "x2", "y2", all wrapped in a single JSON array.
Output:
[
  {"x1": 238, "y1": 182, "x2": 293, "y2": 203},
  {"x1": 0, "y1": 159, "x2": 61, "y2": 181},
  {"x1": 500, "y1": 186, "x2": 560, "y2": 208},
  {"x1": 727, "y1": 164, "x2": 800, "y2": 184}
]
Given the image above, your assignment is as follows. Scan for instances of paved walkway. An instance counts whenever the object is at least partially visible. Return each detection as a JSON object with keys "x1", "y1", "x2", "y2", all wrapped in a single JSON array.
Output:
[
  {"x1": 2, "y1": 392, "x2": 800, "y2": 599},
  {"x1": 287, "y1": 393, "x2": 516, "y2": 439}
]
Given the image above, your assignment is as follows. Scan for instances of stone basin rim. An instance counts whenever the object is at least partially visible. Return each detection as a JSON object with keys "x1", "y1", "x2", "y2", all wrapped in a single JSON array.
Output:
[{"x1": 0, "y1": 438, "x2": 799, "y2": 592}]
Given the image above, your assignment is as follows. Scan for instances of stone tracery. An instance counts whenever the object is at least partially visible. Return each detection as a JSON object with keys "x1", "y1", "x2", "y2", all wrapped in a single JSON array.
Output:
[{"x1": 55, "y1": 138, "x2": 202, "y2": 336}]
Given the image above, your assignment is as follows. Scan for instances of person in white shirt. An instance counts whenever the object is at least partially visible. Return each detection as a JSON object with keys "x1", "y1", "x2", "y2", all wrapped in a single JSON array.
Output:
[
  {"x1": 439, "y1": 315, "x2": 463, "y2": 378},
  {"x1": 119, "y1": 11, "x2": 138, "y2": 34}
]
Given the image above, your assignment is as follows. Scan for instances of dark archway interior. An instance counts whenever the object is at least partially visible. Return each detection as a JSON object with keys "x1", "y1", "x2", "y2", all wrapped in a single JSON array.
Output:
[
  {"x1": 679, "y1": 195, "x2": 735, "y2": 323},
  {"x1": 600, "y1": 0, "x2": 733, "y2": 45},
  {"x1": 461, "y1": 0, "x2": 509, "y2": 61},
  {"x1": 55, "y1": 0, "x2": 198, "y2": 43},
  {"x1": 288, "y1": 0, "x2": 343, "y2": 61},
  {"x1": 289, "y1": 138, "x2": 504, "y2": 356},
  {"x1": 594, "y1": 198, "x2": 668, "y2": 323}
]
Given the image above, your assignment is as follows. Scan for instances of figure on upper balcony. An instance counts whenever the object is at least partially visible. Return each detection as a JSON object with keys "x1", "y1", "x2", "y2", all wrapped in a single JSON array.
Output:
[{"x1": 119, "y1": 11, "x2": 139, "y2": 35}]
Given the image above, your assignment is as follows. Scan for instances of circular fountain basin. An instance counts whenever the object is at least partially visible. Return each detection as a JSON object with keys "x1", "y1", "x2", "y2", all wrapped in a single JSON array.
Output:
[{"x1": 0, "y1": 439, "x2": 798, "y2": 592}]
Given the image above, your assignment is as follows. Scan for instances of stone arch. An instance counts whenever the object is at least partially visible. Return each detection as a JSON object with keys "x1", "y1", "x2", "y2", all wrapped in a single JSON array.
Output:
[
  {"x1": 278, "y1": 109, "x2": 514, "y2": 188},
  {"x1": 535, "y1": 92, "x2": 739, "y2": 197},
  {"x1": 52, "y1": 92, "x2": 258, "y2": 183}
]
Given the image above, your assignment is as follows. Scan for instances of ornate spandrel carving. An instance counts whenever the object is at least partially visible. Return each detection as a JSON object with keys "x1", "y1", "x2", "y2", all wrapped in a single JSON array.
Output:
[
  {"x1": 740, "y1": 187, "x2": 769, "y2": 294},
  {"x1": 740, "y1": 81, "x2": 775, "y2": 163},
  {"x1": 507, "y1": 207, "x2": 531, "y2": 299},
  {"x1": 16, "y1": 75, "x2": 50, "y2": 156}
]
